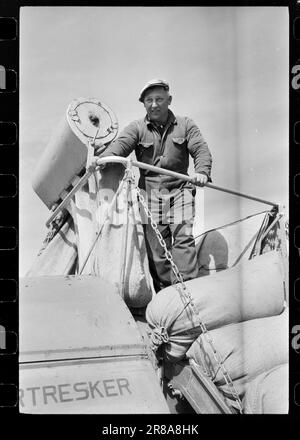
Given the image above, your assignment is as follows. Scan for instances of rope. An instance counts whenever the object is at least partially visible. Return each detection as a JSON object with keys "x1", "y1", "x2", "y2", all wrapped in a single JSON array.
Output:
[{"x1": 150, "y1": 326, "x2": 170, "y2": 350}]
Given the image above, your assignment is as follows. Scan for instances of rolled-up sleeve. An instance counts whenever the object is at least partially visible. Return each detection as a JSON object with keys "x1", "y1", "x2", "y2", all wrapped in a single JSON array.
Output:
[
  {"x1": 186, "y1": 118, "x2": 212, "y2": 181},
  {"x1": 100, "y1": 121, "x2": 139, "y2": 158}
]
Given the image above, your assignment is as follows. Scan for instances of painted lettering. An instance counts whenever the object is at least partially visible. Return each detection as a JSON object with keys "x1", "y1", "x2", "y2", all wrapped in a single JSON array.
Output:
[
  {"x1": 117, "y1": 378, "x2": 132, "y2": 395},
  {"x1": 21, "y1": 377, "x2": 132, "y2": 408},
  {"x1": 88, "y1": 380, "x2": 104, "y2": 399},
  {"x1": 43, "y1": 385, "x2": 58, "y2": 405},
  {"x1": 74, "y1": 382, "x2": 89, "y2": 401},
  {"x1": 58, "y1": 383, "x2": 73, "y2": 402},
  {"x1": 103, "y1": 379, "x2": 118, "y2": 397},
  {"x1": 26, "y1": 386, "x2": 40, "y2": 406}
]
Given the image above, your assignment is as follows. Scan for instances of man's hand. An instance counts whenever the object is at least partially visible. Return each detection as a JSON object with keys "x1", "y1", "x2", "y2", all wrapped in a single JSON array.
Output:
[
  {"x1": 88, "y1": 141, "x2": 108, "y2": 171},
  {"x1": 193, "y1": 173, "x2": 208, "y2": 187},
  {"x1": 87, "y1": 157, "x2": 107, "y2": 172}
]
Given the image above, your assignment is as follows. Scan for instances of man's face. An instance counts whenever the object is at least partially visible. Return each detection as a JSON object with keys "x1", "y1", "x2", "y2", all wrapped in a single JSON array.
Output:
[{"x1": 143, "y1": 87, "x2": 172, "y2": 124}]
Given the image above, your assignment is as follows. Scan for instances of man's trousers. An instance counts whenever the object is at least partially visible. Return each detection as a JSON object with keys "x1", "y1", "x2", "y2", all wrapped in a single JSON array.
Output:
[{"x1": 140, "y1": 181, "x2": 199, "y2": 292}]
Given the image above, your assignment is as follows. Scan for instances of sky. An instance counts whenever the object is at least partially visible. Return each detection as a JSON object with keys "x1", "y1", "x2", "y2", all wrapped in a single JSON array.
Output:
[{"x1": 20, "y1": 6, "x2": 289, "y2": 276}]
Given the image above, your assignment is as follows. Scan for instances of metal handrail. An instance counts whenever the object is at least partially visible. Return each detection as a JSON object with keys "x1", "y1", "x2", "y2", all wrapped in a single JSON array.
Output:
[{"x1": 46, "y1": 156, "x2": 279, "y2": 227}]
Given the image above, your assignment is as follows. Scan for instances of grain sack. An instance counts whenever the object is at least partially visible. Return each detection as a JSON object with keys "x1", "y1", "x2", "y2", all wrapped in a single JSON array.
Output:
[
  {"x1": 242, "y1": 363, "x2": 288, "y2": 414},
  {"x1": 66, "y1": 162, "x2": 153, "y2": 308},
  {"x1": 196, "y1": 211, "x2": 268, "y2": 276},
  {"x1": 91, "y1": 179, "x2": 153, "y2": 308},
  {"x1": 186, "y1": 309, "x2": 288, "y2": 399},
  {"x1": 146, "y1": 250, "x2": 285, "y2": 361},
  {"x1": 71, "y1": 164, "x2": 125, "y2": 274}
]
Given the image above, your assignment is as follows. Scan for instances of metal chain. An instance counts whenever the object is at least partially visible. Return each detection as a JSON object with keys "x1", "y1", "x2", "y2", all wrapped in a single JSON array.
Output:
[{"x1": 136, "y1": 185, "x2": 244, "y2": 414}]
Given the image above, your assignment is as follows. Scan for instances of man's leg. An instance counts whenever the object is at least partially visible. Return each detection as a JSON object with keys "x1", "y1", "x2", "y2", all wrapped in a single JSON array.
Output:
[
  {"x1": 143, "y1": 222, "x2": 172, "y2": 292},
  {"x1": 169, "y1": 222, "x2": 199, "y2": 282},
  {"x1": 169, "y1": 186, "x2": 199, "y2": 283}
]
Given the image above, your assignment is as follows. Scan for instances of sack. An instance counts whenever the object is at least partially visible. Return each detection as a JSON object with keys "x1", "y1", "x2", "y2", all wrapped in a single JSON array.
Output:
[
  {"x1": 68, "y1": 163, "x2": 153, "y2": 308},
  {"x1": 242, "y1": 363, "x2": 288, "y2": 414},
  {"x1": 146, "y1": 251, "x2": 285, "y2": 361},
  {"x1": 186, "y1": 309, "x2": 288, "y2": 397},
  {"x1": 91, "y1": 180, "x2": 154, "y2": 308},
  {"x1": 196, "y1": 212, "x2": 268, "y2": 276}
]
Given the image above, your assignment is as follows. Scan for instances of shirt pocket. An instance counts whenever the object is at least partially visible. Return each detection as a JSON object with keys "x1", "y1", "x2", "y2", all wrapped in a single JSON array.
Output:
[
  {"x1": 172, "y1": 137, "x2": 187, "y2": 147},
  {"x1": 136, "y1": 141, "x2": 154, "y2": 162},
  {"x1": 168, "y1": 137, "x2": 189, "y2": 172},
  {"x1": 138, "y1": 142, "x2": 154, "y2": 149}
]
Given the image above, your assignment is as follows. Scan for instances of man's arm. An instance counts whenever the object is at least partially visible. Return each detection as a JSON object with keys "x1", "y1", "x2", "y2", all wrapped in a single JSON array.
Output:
[
  {"x1": 186, "y1": 117, "x2": 212, "y2": 184},
  {"x1": 95, "y1": 120, "x2": 139, "y2": 158}
]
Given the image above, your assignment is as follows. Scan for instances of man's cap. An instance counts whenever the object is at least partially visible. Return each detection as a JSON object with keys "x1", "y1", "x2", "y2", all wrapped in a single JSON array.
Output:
[{"x1": 139, "y1": 79, "x2": 169, "y2": 102}]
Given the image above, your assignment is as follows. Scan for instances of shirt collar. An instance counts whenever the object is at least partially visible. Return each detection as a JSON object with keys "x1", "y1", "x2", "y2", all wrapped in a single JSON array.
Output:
[{"x1": 145, "y1": 110, "x2": 177, "y2": 127}]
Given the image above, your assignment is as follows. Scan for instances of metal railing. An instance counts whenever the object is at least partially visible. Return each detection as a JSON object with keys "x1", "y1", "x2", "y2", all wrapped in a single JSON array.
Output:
[{"x1": 46, "y1": 156, "x2": 279, "y2": 227}]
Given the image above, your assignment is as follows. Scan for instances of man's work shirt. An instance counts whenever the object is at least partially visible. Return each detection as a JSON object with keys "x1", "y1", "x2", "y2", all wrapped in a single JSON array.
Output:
[{"x1": 100, "y1": 110, "x2": 212, "y2": 191}]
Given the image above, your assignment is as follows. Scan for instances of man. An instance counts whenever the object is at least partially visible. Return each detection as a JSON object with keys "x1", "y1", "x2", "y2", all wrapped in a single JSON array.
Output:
[{"x1": 96, "y1": 79, "x2": 212, "y2": 292}]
